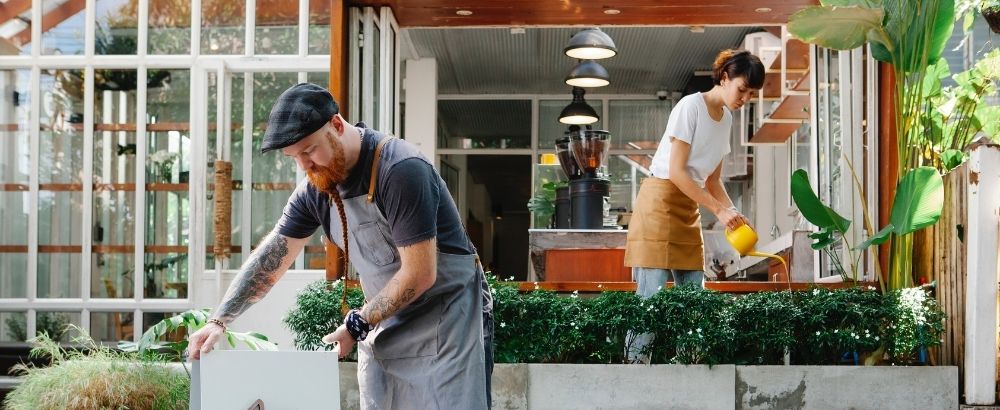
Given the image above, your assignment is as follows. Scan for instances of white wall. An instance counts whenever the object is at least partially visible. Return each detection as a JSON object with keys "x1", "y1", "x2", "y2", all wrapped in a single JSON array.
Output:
[
  {"x1": 402, "y1": 58, "x2": 437, "y2": 163},
  {"x1": 752, "y1": 143, "x2": 796, "y2": 248}
]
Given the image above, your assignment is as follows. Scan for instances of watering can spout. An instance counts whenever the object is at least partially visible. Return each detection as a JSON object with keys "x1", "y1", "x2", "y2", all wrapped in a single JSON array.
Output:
[{"x1": 725, "y1": 224, "x2": 789, "y2": 287}]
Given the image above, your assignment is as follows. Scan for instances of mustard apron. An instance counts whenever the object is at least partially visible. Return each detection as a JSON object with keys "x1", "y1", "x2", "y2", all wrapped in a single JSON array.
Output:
[{"x1": 624, "y1": 177, "x2": 705, "y2": 271}]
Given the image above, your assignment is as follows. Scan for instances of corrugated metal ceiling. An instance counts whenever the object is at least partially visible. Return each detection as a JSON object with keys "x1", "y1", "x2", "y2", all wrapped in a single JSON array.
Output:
[{"x1": 404, "y1": 26, "x2": 760, "y2": 95}]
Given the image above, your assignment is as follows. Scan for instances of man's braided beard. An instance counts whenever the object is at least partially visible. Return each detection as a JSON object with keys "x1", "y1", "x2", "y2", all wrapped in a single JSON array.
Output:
[{"x1": 305, "y1": 131, "x2": 349, "y2": 196}]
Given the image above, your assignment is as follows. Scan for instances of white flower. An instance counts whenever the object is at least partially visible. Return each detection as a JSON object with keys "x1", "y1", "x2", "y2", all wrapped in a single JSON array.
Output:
[
  {"x1": 813, "y1": 289, "x2": 820, "y2": 295},
  {"x1": 696, "y1": 328, "x2": 702, "y2": 333},
  {"x1": 570, "y1": 322, "x2": 575, "y2": 327},
  {"x1": 816, "y1": 331, "x2": 820, "y2": 336},
  {"x1": 688, "y1": 330, "x2": 693, "y2": 335},
  {"x1": 834, "y1": 329, "x2": 838, "y2": 333},
  {"x1": 598, "y1": 284, "x2": 603, "y2": 288},
  {"x1": 657, "y1": 286, "x2": 663, "y2": 291},
  {"x1": 500, "y1": 322, "x2": 506, "y2": 328},
  {"x1": 875, "y1": 336, "x2": 880, "y2": 341}
]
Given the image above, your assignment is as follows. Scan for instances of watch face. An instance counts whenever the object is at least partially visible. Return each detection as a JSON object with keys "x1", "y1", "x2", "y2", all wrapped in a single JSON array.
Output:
[{"x1": 248, "y1": 399, "x2": 265, "y2": 410}]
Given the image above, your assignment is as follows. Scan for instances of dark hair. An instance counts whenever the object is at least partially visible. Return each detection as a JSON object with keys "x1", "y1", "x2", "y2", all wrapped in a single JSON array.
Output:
[{"x1": 712, "y1": 49, "x2": 765, "y2": 89}]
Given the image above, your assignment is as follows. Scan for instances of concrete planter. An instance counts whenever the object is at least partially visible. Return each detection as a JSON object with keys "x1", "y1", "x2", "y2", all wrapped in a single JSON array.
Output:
[{"x1": 338, "y1": 363, "x2": 958, "y2": 410}]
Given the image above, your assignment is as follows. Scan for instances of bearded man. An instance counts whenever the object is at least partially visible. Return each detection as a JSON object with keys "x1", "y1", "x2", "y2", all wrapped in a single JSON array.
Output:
[{"x1": 187, "y1": 83, "x2": 494, "y2": 409}]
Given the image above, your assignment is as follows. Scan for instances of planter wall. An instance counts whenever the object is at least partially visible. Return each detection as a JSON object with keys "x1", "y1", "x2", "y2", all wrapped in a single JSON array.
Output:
[{"x1": 337, "y1": 363, "x2": 957, "y2": 409}]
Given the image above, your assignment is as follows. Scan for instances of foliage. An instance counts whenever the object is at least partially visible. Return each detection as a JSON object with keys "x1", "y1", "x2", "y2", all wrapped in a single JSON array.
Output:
[
  {"x1": 730, "y1": 291, "x2": 803, "y2": 365},
  {"x1": 419, "y1": 276, "x2": 949, "y2": 366},
  {"x1": 119, "y1": 309, "x2": 277, "y2": 364},
  {"x1": 790, "y1": 167, "x2": 944, "y2": 290},
  {"x1": 788, "y1": 0, "x2": 957, "y2": 291},
  {"x1": 5, "y1": 312, "x2": 71, "y2": 342},
  {"x1": 4, "y1": 328, "x2": 189, "y2": 410},
  {"x1": 282, "y1": 280, "x2": 366, "y2": 352},
  {"x1": 883, "y1": 286, "x2": 947, "y2": 364},
  {"x1": 791, "y1": 287, "x2": 886, "y2": 365},
  {"x1": 643, "y1": 285, "x2": 735, "y2": 365},
  {"x1": 527, "y1": 181, "x2": 567, "y2": 228}
]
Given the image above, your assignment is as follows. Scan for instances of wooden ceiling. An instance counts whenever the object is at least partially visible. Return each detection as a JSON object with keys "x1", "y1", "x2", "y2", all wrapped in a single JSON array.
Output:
[{"x1": 349, "y1": 0, "x2": 818, "y2": 27}]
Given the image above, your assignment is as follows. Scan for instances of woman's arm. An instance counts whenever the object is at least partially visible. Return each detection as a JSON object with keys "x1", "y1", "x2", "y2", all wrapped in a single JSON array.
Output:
[
  {"x1": 705, "y1": 162, "x2": 750, "y2": 230},
  {"x1": 667, "y1": 138, "x2": 746, "y2": 230}
]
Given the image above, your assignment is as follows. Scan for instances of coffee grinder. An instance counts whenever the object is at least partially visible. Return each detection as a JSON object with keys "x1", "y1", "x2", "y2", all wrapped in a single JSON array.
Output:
[
  {"x1": 554, "y1": 129, "x2": 583, "y2": 229},
  {"x1": 568, "y1": 129, "x2": 611, "y2": 229}
]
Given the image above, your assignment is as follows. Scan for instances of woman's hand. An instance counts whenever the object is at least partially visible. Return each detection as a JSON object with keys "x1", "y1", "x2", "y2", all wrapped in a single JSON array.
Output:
[{"x1": 716, "y1": 207, "x2": 750, "y2": 231}]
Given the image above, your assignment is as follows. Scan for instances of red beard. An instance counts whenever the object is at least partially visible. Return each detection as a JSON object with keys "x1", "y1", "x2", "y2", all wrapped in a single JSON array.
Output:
[{"x1": 305, "y1": 138, "x2": 348, "y2": 196}]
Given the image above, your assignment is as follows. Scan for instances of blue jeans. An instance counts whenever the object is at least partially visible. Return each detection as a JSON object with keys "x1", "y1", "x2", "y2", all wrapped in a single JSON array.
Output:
[{"x1": 628, "y1": 267, "x2": 705, "y2": 363}]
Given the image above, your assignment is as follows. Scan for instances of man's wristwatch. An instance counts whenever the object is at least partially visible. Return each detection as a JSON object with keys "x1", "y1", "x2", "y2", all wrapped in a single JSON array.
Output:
[{"x1": 344, "y1": 310, "x2": 374, "y2": 341}]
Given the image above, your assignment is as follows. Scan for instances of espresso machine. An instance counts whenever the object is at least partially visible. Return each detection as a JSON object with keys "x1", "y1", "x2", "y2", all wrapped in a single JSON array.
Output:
[
  {"x1": 554, "y1": 130, "x2": 582, "y2": 229},
  {"x1": 568, "y1": 129, "x2": 611, "y2": 229}
]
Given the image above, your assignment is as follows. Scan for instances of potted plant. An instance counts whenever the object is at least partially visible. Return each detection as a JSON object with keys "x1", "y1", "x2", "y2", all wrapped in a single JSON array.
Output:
[{"x1": 957, "y1": 0, "x2": 1000, "y2": 34}]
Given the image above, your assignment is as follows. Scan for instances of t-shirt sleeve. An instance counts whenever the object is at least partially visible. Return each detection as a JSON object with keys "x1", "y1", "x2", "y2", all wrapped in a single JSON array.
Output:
[
  {"x1": 275, "y1": 179, "x2": 323, "y2": 239},
  {"x1": 664, "y1": 97, "x2": 698, "y2": 145},
  {"x1": 379, "y1": 158, "x2": 439, "y2": 247}
]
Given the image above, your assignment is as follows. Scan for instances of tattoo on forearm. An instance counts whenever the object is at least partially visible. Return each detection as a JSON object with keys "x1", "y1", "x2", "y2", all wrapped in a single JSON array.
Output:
[
  {"x1": 362, "y1": 278, "x2": 416, "y2": 325},
  {"x1": 215, "y1": 233, "x2": 289, "y2": 322}
]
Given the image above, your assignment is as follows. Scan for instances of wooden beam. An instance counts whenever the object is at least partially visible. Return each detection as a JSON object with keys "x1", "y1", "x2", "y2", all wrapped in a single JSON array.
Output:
[
  {"x1": 510, "y1": 281, "x2": 878, "y2": 293},
  {"x1": 0, "y1": 0, "x2": 31, "y2": 25},
  {"x1": 12, "y1": 0, "x2": 86, "y2": 46},
  {"x1": 326, "y1": 0, "x2": 349, "y2": 282}
]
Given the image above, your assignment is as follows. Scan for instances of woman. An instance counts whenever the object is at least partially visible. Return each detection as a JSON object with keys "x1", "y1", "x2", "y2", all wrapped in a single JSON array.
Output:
[{"x1": 624, "y1": 49, "x2": 764, "y2": 362}]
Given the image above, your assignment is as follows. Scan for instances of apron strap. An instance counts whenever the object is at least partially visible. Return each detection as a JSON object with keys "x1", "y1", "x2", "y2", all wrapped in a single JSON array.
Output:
[{"x1": 367, "y1": 137, "x2": 395, "y2": 203}]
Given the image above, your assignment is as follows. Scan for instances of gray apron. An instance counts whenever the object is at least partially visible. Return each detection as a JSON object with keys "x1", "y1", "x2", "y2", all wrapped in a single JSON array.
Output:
[{"x1": 327, "y1": 135, "x2": 487, "y2": 410}]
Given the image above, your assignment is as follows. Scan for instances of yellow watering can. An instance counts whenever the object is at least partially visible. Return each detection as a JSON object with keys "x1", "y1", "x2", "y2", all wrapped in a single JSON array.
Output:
[{"x1": 725, "y1": 224, "x2": 790, "y2": 288}]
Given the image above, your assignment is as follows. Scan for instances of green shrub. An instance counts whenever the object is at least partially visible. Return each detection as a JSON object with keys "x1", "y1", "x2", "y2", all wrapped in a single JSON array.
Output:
[
  {"x1": 792, "y1": 287, "x2": 885, "y2": 365},
  {"x1": 883, "y1": 286, "x2": 946, "y2": 364},
  {"x1": 730, "y1": 291, "x2": 802, "y2": 365},
  {"x1": 643, "y1": 285, "x2": 734, "y2": 365},
  {"x1": 283, "y1": 280, "x2": 365, "y2": 352},
  {"x1": 4, "y1": 329, "x2": 189, "y2": 410}
]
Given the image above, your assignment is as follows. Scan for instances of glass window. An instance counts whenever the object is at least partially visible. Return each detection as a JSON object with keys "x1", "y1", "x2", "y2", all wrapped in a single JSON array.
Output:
[
  {"x1": 607, "y1": 100, "x2": 670, "y2": 149},
  {"x1": 42, "y1": 0, "x2": 86, "y2": 55},
  {"x1": 437, "y1": 100, "x2": 531, "y2": 149},
  {"x1": 251, "y1": 73, "x2": 299, "y2": 246},
  {"x1": 145, "y1": 70, "x2": 191, "y2": 299},
  {"x1": 816, "y1": 49, "x2": 845, "y2": 278},
  {"x1": 95, "y1": 0, "x2": 138, "y2": 55},
  {"x1": 206, "y1": 72, "x2": 244, "y2": 269},
  {"x1": 308, "y1": 0, "x2": 332, "y2": 55},
  {"x1": 38, "y1": 69, "x2": 86, "y2": 298},
  {"x1": 0, "y1": 312, "x2": 28, "y2": 342},
  {"x1": 606, "y1": 154, "x2": 652, "y2": 213},
  {"x1": 149, "y1": 0, "x2": 192, "y2": 55},
  {"x1": 256, "y1": 0, "x2": 298, "y2": 55},
  {"x1": 36, "y1": 311, "x2": 81, "y2": 342},
  {"x1": 90, "y1": 311, "x2": 134, "y2": 342},
  {"x1": 0, "y1": 69, "x2": 31, "y2": 299},
  {"x1": 201, "y1": 0, "x2": 246, "y2": 55},
  {"x1": 537, "y1": 100, "x2": 603, "y2": 150}
]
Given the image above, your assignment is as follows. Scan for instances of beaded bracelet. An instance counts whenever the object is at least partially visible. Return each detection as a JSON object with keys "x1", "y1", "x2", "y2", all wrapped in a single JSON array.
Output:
[{"x1": 207, "y1": 318, "x2": 227, "y2": 332}]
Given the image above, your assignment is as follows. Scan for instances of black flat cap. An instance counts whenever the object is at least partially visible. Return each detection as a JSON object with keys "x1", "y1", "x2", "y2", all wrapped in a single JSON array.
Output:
[{"x1": 260, "y1": 83, "x2": 339, "y2": 153}]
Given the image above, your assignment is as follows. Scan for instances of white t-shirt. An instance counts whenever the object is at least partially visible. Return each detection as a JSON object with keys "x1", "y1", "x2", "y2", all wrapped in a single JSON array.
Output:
[{"x1": 649, "y1": 92, "x2": 732, "y2": 188}]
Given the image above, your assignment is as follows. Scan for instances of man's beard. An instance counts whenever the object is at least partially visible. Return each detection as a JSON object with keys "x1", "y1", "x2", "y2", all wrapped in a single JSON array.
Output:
[{"x1": 305, "y1": 138, "x2": 348, "y2": 196}]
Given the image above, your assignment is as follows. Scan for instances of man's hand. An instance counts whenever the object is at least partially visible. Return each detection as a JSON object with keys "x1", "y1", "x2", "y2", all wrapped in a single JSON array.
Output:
[
  {"x1": 187, "y1": 322, "x2": 226, "y2": 361},
  {"x1": 322, "y1": 325, "x2": 354, "y2": 359}
]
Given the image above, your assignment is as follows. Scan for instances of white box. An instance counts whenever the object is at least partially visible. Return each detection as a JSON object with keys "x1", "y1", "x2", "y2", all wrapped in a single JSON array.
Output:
[{"x1": 191, "y1": 350, "x2": 340, "y2": 410}]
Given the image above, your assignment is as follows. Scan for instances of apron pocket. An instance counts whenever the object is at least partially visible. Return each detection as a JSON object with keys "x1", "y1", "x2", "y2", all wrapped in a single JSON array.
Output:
[
  {"x1": 371, "y1": 299, "x2": 442, "y2": 360},
  {"x1": 353, "y1": 221, "x2": 399, "y2": 266}
]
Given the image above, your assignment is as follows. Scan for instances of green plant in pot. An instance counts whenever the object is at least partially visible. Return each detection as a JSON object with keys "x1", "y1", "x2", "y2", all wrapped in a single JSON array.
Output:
[
  {"x1": 527, "y1": 181, "x2": 567, "y2": 228},
  {"x1": 957, "y1": 0, "x2": 1000, "y2": 34},
  {"x1": 788, "y1": 0, "x2": 955, "y2": 290}
]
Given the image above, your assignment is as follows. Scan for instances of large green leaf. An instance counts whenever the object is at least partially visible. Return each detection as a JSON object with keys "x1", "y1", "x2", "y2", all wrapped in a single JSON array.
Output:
[
  {"x1": 941, "y1": 149, "x2": 965, "y2": 171},
  {"x1": 788, "y1": 6, "x2": 885, "y2": 51},
  {"x1": 872, "y1": 0, "x2": 955, "y2": 72},
  {"x1": 976, "y1": 105, "x2": 1000, "y2": 138},
  {"x1": 854, "y1": 224, "x2": 895, "y2": 250},
  {"x1": 888, "y1": 167, "x2": 944, "y2": 235},
  {"x1": 790, "y1": 169, "x2": 852, "y2": 233}
]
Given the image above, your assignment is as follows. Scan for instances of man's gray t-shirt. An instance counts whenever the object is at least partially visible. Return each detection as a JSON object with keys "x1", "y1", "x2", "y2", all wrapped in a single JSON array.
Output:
[{"x1": 275, "y1": 126, "x2": 475, "y2": 257}]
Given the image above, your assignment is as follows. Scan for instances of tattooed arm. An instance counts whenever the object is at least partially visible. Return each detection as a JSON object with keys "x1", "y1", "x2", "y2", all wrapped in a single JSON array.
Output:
[
  {"x1": 360, "y1": 237, "x2": 437, "y2": 325},
  {"x1": 213, "y1": 230, "x2": 307, "y2": 323}
]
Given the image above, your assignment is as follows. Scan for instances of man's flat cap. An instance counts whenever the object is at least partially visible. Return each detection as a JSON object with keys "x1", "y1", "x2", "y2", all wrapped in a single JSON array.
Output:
[{"x1": 260, "y1": 83, "x2": 339, "y2": 153}]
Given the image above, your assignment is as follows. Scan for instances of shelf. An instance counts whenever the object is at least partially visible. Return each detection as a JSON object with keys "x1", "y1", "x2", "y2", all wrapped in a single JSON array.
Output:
[
  {"x1": 768, "y1": 95, "x2": 810, "y2": 120},
  {"x1": 792, "y1": 70, "x2": 811, "y2": 92},
  {"x1": 749, "y1": 121, "x2": 803, "y2": 144},
  {"x1": 768, "y1": 39, "x2": 810, "y2": 71},
  {"x1": 761, "y1": 71, "x2": 804, "y2": 99}
]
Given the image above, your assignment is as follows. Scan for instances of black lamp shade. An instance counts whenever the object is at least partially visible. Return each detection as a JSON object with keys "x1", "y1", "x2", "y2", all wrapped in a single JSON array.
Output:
[
  {"x1": 565, "y1": 60, "x2": 610, "y2": 88},
  {"x1": 564, "y1": 28, "x2": 618, "y2": 60},
  {"x1": 559, "y1": 87, "x2": 600, "y2": 125}
]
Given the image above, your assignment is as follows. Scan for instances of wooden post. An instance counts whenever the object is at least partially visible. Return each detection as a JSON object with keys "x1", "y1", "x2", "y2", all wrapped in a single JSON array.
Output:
[
  {"x1": 964, "y1": 144, "x2": 1000, "y2": 405},
  {"x1": 326, "y1": 0, "x2": 348, "y2": 282},
  {"x1": 877, "y1": 63, "x2": 898, "y2": 281}
]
